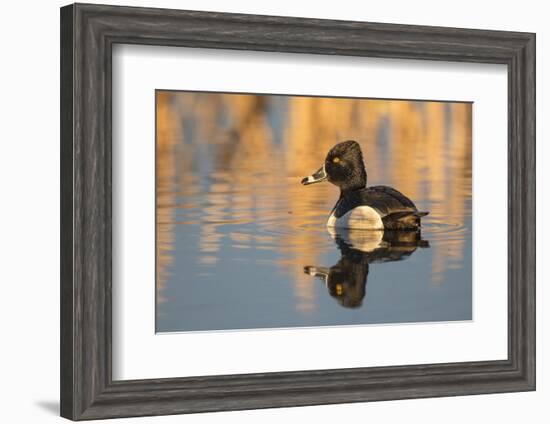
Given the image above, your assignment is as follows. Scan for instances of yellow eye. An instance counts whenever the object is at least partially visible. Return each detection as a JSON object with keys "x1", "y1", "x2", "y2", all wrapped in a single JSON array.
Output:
[
  {"x1": 333, "y1": 157, "x2": 340, "y2": 163},
  {"x1": 335, "y1": 283, "x2": 344, "y2": 295}
]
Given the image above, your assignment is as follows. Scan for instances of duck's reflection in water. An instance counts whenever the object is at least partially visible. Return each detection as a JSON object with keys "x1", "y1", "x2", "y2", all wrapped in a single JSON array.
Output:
[{"x1": 304, "y1": 229, "x2": 429, "y2": 308}]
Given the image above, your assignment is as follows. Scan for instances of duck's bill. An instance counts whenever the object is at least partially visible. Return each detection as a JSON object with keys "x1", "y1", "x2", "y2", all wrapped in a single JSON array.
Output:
[
  {"x1": 303, "y1": 266, "x2": 329, "y2": 285},
  {"x1": 304, "y1": 265, "x2": 329, "y2": 277},
  {"x1": 301, "y1": 165, "x2": 327, "y2": 185}
]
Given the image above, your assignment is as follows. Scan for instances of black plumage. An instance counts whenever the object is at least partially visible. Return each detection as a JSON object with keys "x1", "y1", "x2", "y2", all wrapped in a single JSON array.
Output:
[{"x1": 333, "y1": 185, "x2": 428, "y2": 230}]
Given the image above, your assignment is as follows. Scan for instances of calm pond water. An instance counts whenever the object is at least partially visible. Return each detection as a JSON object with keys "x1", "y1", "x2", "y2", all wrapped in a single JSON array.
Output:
[{"x1": 156, "y1": 91, "x2": 472, "y2": 333}]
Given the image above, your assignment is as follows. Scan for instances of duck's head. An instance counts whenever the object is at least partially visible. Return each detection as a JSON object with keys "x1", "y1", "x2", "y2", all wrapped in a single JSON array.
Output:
[
  {"x1": 301, "y1": 140, "x2": 367, "y2": 192},
  {"x1": 304, "y1": 246, "x2": 369, "y2": 309}
]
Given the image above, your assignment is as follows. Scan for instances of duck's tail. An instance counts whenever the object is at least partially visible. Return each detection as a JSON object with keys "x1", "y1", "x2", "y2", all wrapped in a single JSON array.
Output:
[{"x1": 382, "y1": 211, "x2": 429, "y2": 230}]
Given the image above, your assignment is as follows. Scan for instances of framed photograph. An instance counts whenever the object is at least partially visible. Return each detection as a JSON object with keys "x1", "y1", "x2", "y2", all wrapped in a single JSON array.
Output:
[{"x1": 60, "y1": 3, "x2": 535, "y2": 420}]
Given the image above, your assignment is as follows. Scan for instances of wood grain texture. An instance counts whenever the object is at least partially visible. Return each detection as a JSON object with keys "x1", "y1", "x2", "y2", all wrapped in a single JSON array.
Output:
[
  {"x1": 60, "y1": 4, "x2": 74, "y2": 419},
  {"x1": 60, "y1": 3, "x2": 536, "y2": 420}
]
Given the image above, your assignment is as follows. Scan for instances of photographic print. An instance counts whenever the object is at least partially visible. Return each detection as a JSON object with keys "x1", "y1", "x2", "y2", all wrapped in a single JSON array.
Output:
[{"x1": 156, "y1": 90, "x2": 472, "y2": 333}]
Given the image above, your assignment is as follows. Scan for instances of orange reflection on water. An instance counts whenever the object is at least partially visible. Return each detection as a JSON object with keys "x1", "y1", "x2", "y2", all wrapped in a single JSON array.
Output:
[
  {"x1": 156, "y1": 91, "x2": 472, "y2": 310},
  {"x1": 155, "y1": 92, "x2": 178, "y2": 303}
]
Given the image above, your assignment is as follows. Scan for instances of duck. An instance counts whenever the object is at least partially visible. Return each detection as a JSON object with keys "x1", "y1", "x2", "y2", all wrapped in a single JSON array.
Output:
[{"x1": 301, "y1": 140, "x2": 428, "y2": 230}]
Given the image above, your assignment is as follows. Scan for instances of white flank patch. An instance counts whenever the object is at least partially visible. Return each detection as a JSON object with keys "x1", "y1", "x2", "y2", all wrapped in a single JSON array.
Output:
[{"x1": 326, "y1": 206, "x2": 384, "y2": 230}]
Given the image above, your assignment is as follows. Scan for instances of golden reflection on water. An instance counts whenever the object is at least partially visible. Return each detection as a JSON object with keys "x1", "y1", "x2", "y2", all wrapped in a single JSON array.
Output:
[{"x1": 156, "y1": 91, "x2": 472, "y2": 313}]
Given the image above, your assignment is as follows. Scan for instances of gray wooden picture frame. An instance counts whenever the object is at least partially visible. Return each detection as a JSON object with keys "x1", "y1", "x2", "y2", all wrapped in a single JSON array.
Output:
[{"x1": 60, "y1": 3, "x2": 536, "y2": 421}]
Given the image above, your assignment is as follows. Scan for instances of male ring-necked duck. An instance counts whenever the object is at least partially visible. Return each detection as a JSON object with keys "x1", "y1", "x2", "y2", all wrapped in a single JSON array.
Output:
[{"x1": 301, "y1": 140, "x2": 428, "y2": 230}]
